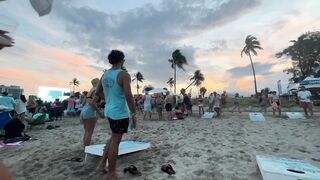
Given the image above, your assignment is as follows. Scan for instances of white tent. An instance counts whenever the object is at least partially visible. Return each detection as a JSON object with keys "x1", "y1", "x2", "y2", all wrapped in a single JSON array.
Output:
[
  {"x1": 29, "y1": 0, "x2": 54, "y2": 16},
  {"x1": 147, "y1": 88, "x2": 168, "y2": 94},
  {"x1": 287, "y1": 82, "x2": 300, "y2": 93},
  {"x1": 300, "y1": 77, "x2": 320, "y2": 89}
]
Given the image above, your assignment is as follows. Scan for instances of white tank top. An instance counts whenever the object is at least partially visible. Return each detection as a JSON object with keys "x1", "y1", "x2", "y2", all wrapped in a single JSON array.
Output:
[{"x1": 144, "y1": 95, "x2": 152, "y2": 106}]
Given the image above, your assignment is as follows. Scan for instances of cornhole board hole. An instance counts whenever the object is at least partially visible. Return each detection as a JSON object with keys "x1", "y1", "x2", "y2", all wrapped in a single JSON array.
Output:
[
  {"x1": 286, "y1": 112, "x2": 306, "y2": 120},
  {"x1": 201, "y1": 112, "x2": 215, "y2": 119},
  {"x1": 256, "y1": 155, "x2": 320, "y2": 180},
  {"x1": 249, "y1": 112, "x2": 265, "y2": 121},
  {"x1": 84, "y1": 141, "x2": 151, "y2": 162}
]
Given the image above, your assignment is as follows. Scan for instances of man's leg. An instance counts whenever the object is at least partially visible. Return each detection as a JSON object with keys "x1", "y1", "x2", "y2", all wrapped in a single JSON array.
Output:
[
  {"x1": 108, "y1": 133, "x2": 123, "y2": 179},
  {"x1": 309, "y1": 102, "x2": 313, "y2": 116},
  {"x1": 97, "y1": 138, "x2": 111, "y2": 172}
]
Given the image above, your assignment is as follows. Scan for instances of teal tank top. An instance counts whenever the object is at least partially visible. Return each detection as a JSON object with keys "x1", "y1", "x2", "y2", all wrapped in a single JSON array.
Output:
[{"x1": 102, "y1": 69, "x2": 129, "y2": 120}]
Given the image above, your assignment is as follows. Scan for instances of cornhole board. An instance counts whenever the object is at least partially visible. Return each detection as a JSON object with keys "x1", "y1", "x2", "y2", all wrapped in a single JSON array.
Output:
[
  {"x1": 84, "y1": 141, "x2": 151, "y2": 162},
  {"x1": 256, "y1": 155, "x2": 320, "y2": 180},
  {"x1": 249, "y1": 112, "x2": 265, "y2": 121},
  {"x1": 286, "y1": 112, "x2": 306, "y2": 120},
  {"x1": 201, "y1": 112, "x2": 215, "y2": 119}
]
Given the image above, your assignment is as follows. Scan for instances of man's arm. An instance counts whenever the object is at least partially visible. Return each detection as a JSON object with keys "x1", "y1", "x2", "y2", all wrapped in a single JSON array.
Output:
[
  {"x1": 95, "y1": 74, "x2": 104, "y2": 99},
  {"x1": 120, "y1": 72, "x2": 136, "y2": 115}
]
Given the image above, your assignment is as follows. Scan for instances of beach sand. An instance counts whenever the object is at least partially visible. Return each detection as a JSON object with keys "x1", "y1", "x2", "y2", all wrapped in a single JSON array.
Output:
[{"x1": 1, "y1": 110, "x2": 320, "y2": 180}]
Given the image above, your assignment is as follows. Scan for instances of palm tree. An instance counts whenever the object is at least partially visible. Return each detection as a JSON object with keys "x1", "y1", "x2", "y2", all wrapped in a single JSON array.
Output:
[
  {"x1": 241, "y1": 35, "x2": 263, "y2": 95},
  {"x1": 132, "y1": 72, "x2": 144, "y2": 95},
  {"x1": 69, "y1": 78, "x2": 80, "y2": 95},
  {"x1": 185, "y1": 70, "x2": 205, "y2": 90},
  {"x1": 168, "y1": 49, "x2": 188, "y2": 94},
  {"x1": 167, "y1": 77, "x2": 174, "y2": 92}
]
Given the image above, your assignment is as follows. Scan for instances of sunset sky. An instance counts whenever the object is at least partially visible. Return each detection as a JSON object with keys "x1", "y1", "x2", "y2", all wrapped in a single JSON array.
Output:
[{"x1": 0, "y1": 0, "x2": 319, "y2": 97}]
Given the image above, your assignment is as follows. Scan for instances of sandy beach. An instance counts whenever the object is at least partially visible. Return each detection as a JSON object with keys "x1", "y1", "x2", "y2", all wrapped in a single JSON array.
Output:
[{"x1": 1, "y1": 109, "x2": 320, "y2": 180}]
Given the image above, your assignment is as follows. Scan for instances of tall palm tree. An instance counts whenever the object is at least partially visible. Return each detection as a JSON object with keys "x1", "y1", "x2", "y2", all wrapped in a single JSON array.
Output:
[
  {"x1": 132, "y1": 72, "x2": 144, "y2": 95},
  {"x1": 241, "y1": 35, "x2": 263, "y2": 95},
  {"x1": 185, "y1": 70, "x2": 205, "y2": 90},
  {"x1": 167, "y1": 77, "x2": 174, "y2": 92},
  {"x1": 168, "y1": 49, "x2": 188, "y2": 94},
  {"x1": 69, "y1": 78, "x2": 80, "y2": 95}
]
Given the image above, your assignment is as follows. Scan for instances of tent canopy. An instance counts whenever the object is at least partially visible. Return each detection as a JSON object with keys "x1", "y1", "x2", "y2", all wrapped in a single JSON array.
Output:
[{"x1": 300, "y1": 77, "x2": 320, "y2": 89}]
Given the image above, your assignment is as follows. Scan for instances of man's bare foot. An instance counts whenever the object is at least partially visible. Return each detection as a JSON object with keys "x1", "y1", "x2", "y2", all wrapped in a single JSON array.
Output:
[
  {"x1": 108, "y1": 172, "x2": 118, "y2": 180},
  {"x1": 97, "y1": 162, "x2": 107, "y2": 174}
]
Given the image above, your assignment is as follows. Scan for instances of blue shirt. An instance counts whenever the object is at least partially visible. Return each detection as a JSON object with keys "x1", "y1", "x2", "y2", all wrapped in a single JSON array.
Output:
[
  {"x1": 0, "y1": 96, "x2": 15, "y2": 110},
  {"x1": 102, "y1": 69, "x2": 129, "y2": 120}
]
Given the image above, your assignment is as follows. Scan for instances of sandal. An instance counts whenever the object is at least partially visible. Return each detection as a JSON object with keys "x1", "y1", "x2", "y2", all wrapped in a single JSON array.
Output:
[
  {"x1": 65, "y1": 157, "x2": 83, "y2": 162},
  {"x1": 161, "y1": 164, "x2": 175, "y2": 175},
  {"x1": 123, "y1": 165, "x2": 141, "y2": 176}
]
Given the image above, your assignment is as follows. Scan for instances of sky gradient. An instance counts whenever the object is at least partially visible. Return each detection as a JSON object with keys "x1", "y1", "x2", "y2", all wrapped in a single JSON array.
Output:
[{"x1": 0, "y1": 0, "x2": 319, "y2": 96}]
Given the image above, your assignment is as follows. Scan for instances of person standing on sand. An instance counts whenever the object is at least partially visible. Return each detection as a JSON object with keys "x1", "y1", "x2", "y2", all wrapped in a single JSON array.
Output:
[
  {"x1": 156, "y1": 94, "x2": 164, "y2": 120},
  {"x1": 143, "y1": 92, "x2": 152, "y2": 120},
  {"x1": 80, "y1": 78, "x2": 104, "y2": 147},
  {"x1": 213, "y1": 92, "x2": 221, "y2": 117},
  {"x1": 230, "y1": 93, "x2": 241, "y2": 113},
  {"x1": 164, "y1": 92, "x2": 173, "y2": 120},
  {"x1": 259, "y1": 91, "x2": 268, "y2": 114},
  {"x1": 96, "y1": 50, "x2": 137, "y2": 180},
  {"x1": 270, "y1": 91, "x2": 281, "y2": 116},
  {"x1": 297, "y1": 86, "x2": 313, "y2": 117}
]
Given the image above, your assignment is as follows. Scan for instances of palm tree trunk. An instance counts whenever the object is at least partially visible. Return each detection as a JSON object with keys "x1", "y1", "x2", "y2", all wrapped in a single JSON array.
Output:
[
  {"x1": 174, "y1": 64, "x2": 177, "y2": 94},
  {"x1": 73, "y1": 85, "x2": 75, "y2": 95},
  {"x1": 137, "y1": 80, "x2": 139, "y2": 95},
  {"x1": 185, "y1": 80, "x2": 195, "y2": 90},
  {"x1": 248, "y1": 53, "x2": 258, "y2": 95}
]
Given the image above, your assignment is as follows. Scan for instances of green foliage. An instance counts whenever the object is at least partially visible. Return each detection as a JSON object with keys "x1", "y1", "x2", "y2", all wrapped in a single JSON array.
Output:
[
  {"x1": 276, "y1": 31, "x2": 320, "y2": 82},
  {"x1": 186, "y1": 70, "x2": 205, "y2": 89}
]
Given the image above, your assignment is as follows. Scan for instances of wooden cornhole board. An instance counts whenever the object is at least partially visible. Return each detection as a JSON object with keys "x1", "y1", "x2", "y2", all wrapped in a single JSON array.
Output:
[
  {"x1": 249, "y1": 112, "x2": 265, "y2": 121},
  {"x1": 256, "y1": 155, "x2": 320, "y2": 180},
  {"x1": 201, "y1": 112, "x2": 215, "y2": 119},
  {"x1": 84, "y1": 141, "x2": 151, "y2": 162},
  {"x1": 286, "y1": 112, "x2": 306, "y2": 120}
]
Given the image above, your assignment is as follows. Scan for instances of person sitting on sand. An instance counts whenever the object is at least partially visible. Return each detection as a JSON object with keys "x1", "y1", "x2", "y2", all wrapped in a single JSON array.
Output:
[
  {"x1": 270, "y1": 91, "x2": 281, "y2": 116},
  {"x1": 4, "y1": 118, "x2": 30, "y2": 144},
  {"x1": 164, "y1": 92, "x2": 173, "y2": 120},
  {"x1": 172, "y1": 106, "x2": 184, "y2": 120},
  {"x1": 29, "y1": 107, "x2": 50, "y2": 123},
  {"x1": 297, "y1": 86, "x2": 313, "y2": 117},
  {"x1": 96, "y1": 50, "x2": 137, "y2": 180},
  {"x1": 231, "y1": 93, "x2": 241, "y2": 113},
  {"x1": 143, "y1": 92, "x2": 152, "y2": 120},
  {"x1": 80, "y1": 78, "x2": 104, "y2": 147}
]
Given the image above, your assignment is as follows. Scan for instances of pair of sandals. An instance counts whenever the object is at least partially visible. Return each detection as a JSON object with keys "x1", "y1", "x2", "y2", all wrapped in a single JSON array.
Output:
[
  {"x1": 161, "y1": 164, "x2": 175, "y2": 175},
  {"x1": 123, "y1": 164, "x2": 175, "y2": 176}
]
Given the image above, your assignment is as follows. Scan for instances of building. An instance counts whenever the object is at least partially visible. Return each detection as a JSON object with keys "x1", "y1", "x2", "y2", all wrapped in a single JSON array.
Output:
[{"x1": 0, "y1": 85, "x2": 24, "y2": 99}]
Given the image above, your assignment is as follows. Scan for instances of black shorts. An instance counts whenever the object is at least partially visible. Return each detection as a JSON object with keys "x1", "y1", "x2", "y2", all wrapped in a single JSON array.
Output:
[
  {"x1": 165, "y1": 103, "x2": 172, "y2": 112},
  {"x1": 108, "y1": 117, "x2": 129, "y2": 134}
]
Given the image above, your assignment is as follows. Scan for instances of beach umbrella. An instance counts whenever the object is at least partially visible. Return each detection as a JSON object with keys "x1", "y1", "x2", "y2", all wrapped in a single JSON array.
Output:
[
  {"x1": 29, "y1": 0, "x2": 54, "y2": 16},
  {"x1": 300, "y1": 77, "x2": 320, "y2": 89},
  {"x1": 148, "y1": 88, "x2": 168, "y2": 94}
]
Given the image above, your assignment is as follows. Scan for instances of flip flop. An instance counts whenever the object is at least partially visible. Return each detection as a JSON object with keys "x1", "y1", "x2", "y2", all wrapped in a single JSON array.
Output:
[
  {"x1": 161, "y1": 164, "x2": 175, "y2": 175},
  {"x1": 123, "y1": 165, "x2": 142, "y2": 176},
  {"x1": 65, "y1": 157, "x2": 83, "y2": 162}
]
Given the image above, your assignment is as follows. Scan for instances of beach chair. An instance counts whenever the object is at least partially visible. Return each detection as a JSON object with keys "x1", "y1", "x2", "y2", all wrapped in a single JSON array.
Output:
[
  {"x1": 84, "y1": 141, "x2": 151, "y2": 162},
  {"x1": 27, "y1": 114, "x2": 46, "y2": 129},
  {"x1": 256, "y1": 155, "x2": 320, "y2": 180}
]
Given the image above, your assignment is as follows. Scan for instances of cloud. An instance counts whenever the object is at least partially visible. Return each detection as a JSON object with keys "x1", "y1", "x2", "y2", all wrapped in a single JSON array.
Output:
[
  {"x1": 50, "y1": 0, "x2": 260, "y2": 87},
  {"x1": 227, "y1": 62, "x2": 274, "y2": 78}
]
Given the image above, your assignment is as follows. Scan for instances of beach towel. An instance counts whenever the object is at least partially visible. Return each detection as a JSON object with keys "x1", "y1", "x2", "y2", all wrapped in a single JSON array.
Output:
[
  {"x1": 286, "y1": 112, "x2": 306, "y2": 120},
  {"x1": 256, "y1": 155, "x2": 320, "y2": 180},
  {"x1": 84, "y1": 141, "x2": 151, "y2": 162},
  {"x1": 249, "y1": 112, "x2": 265, "y2": 121},
  {"x1": 201, "y1": 112, "x2": 215, "y2": 119}
]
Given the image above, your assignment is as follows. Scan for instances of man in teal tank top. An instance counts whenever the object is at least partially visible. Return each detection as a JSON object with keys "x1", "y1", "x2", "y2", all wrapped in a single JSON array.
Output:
[{"x1": 96, "y1": 50, "x2": 137, "y2": 179}]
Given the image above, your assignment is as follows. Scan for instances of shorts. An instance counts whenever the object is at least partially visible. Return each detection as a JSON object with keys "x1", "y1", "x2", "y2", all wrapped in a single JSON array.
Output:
[
  {"x1": 300, "y1": 102, "x2": 311, "y2": 109},
  {"x1": 157, "y1": 104, "x2": 163, "y2": 111},
  {"x1": 80, "y1": 105, "x2": 97, "y2": 119},
  {"x1": 144, "y1": 104, "x2": 152, "y2": 111},
  {"x1": 186, "y1": 104, "x2": 192, "y2": 111},
  {"x1": 165, "y1": 103, "x2": 172, "y2": 112},
  {"x1": 108, "y1": 117, "x2": 129, "y2": 134}
]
